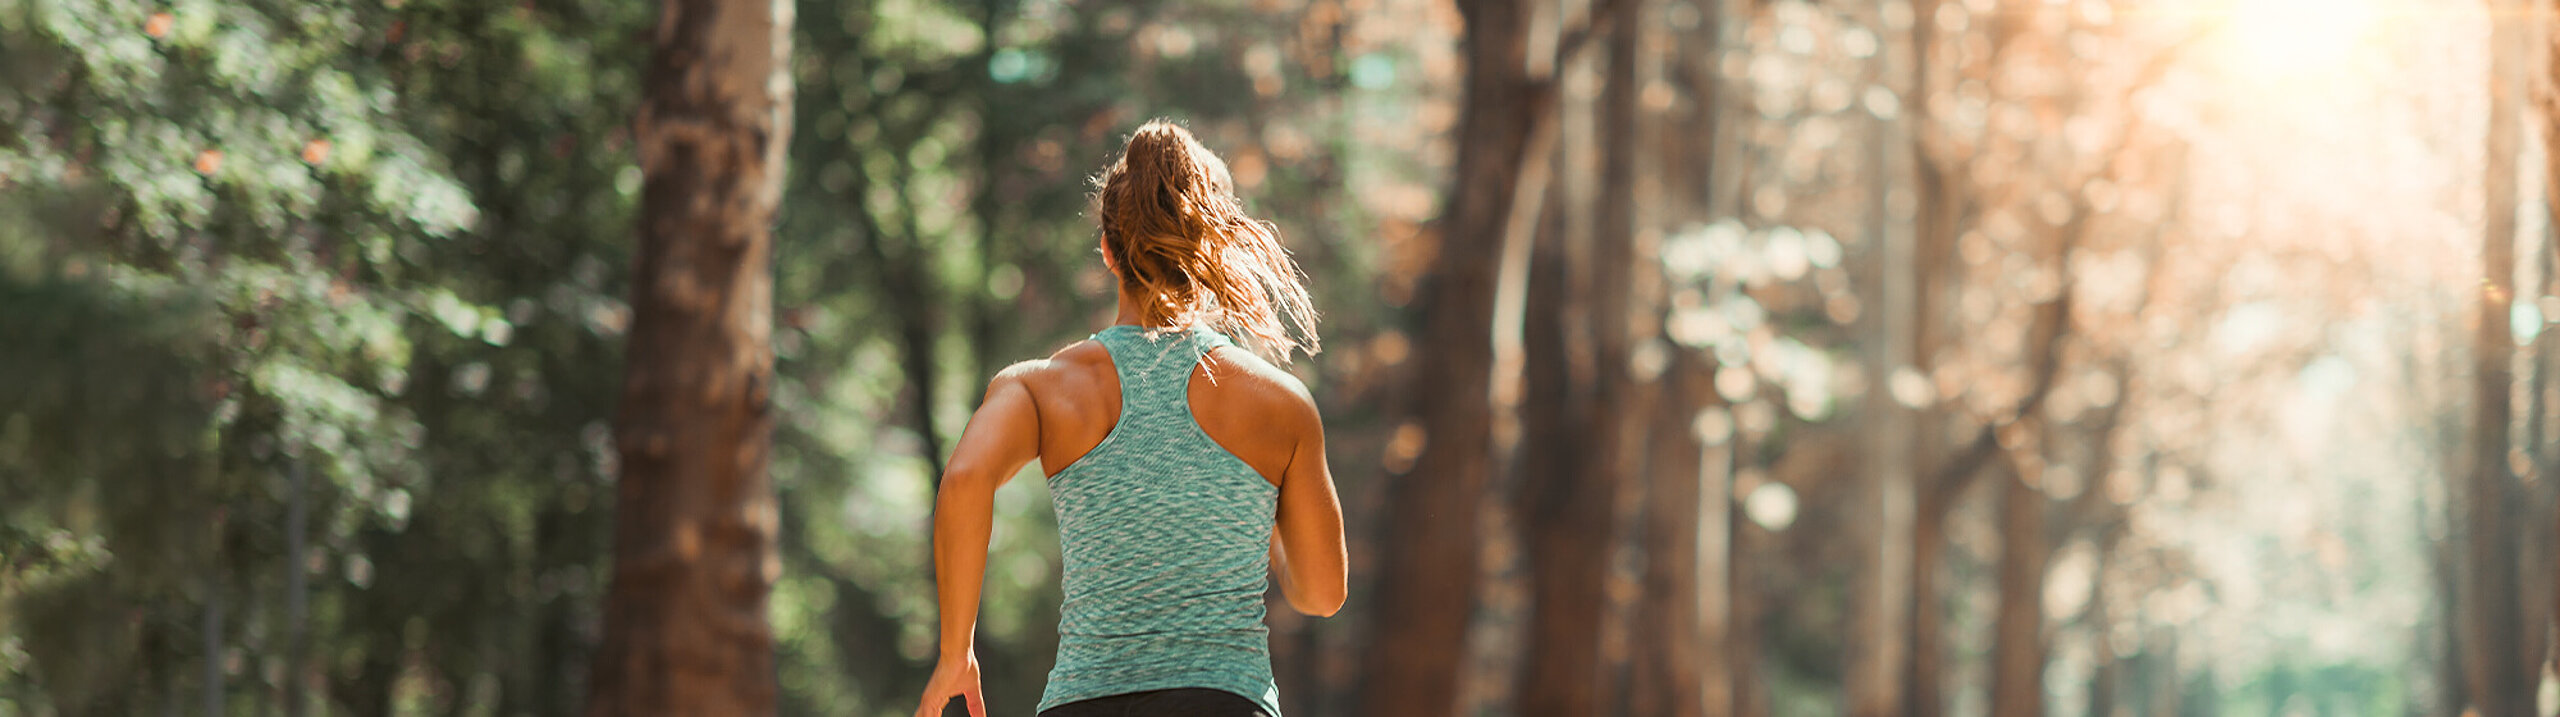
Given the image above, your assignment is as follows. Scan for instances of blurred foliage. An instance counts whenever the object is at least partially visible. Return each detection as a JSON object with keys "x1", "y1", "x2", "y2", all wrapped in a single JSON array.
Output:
[{"x1": 1, "y1": 0, "x2": 642, "y2": 710}]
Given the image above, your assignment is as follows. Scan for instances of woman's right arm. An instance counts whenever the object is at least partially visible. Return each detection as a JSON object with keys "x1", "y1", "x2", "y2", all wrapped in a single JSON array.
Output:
[
  {"x1": 1270, "y1": 385, "x2": 1347, "y2": 617},
  {"x1": 916, "y1": 364, "x2": 1045, "y2": 717}
]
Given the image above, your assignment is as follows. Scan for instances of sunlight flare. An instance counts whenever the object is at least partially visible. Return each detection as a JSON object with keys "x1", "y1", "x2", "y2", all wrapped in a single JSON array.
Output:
[{"x1": 2218, "y1": 0, "x2": 2384, "y2": 81}]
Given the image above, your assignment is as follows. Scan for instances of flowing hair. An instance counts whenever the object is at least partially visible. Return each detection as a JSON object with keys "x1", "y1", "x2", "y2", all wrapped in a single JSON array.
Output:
[{"x1": 1093, "y1": 119, "x2": 1320, "y2": 363}]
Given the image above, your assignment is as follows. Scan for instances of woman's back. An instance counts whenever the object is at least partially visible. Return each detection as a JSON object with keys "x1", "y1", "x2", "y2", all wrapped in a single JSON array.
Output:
[
  {"x1": 1027, "y1": 332, "x2": 1304, "y2": 484},
  {"x1": 916, "y1": 119, "x2": 1341, "y2": 717},
  {"x1": 1034, "y1": 325, "x2": 1289, "y2": 715}
]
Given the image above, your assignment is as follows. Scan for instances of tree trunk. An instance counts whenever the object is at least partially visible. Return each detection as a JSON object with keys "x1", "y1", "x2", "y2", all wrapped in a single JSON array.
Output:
[
  {"x1": 1359, "y1": 0, "x2": 1548, "y2": 714},
  {"x1": 1627, "y1": 1, "x2": 1727, "y2": 712},
  {"x1": 1902, "y1": 0, "x2": 1955, "y2": 708},
  {"x1": 2460, "y1": 2, "x2": 2532, "y2": 715},
  {"x1": 1990, "y1": 435, "x2": 2048, "y2": 717},
  {"x1": 2524, "y1": 76, "x2": 2558, "y2": 695},
  {"x1": 2538, "y1": 0, "x2": 2560, "y2": 692},
  {"x1": 1730, "y1": 505, "x2": 1770, "y2": 717},
  {"x1": 1517, "y1": 0, "x2": 1643, "y2": 713},
  {"x1": 1908, "y1": 484, "x2": 1954, "y2": 717},
  {"x1": 586, "y1": 0, "x2": 792, "y2": 712},
  {"x1": 1850, "y1": 0, "x2": 1916, "y2": 706},
  {"x1": 1515, "y1": 183, "x2": 1597, "y2": 715},
  {"x1": 1629, "y1": 350, "x2": 1726, "y2": 717}
]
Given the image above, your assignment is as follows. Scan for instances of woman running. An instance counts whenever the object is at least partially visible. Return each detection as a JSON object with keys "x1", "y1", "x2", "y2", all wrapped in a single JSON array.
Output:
[{"x1": 913, "y1": 119, "x2": 1348, "y2": 717}]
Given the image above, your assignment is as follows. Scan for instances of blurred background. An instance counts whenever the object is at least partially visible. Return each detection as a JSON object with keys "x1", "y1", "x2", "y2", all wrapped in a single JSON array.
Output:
[{"x1": 1, "y1": 0, "x2": 2554, "y2": 714}]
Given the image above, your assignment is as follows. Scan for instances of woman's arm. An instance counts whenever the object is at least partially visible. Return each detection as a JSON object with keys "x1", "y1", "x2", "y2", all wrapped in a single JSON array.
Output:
[
  {"x1": 1270, "y1": 384, "x2": 1347, "y2": 617},
  {"x1": 915, "y1": 365, "x2": 1044, "y2": 717}
]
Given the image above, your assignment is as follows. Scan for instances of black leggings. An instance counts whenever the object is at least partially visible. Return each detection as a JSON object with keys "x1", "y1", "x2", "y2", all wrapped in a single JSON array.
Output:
[{"x1": 1032, "y1": 688, "x2": 1269, "y2": 717}]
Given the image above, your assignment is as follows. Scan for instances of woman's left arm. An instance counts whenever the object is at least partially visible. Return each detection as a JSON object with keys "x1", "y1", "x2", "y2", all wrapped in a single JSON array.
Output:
[{"x1": 915, "y1": 365, "x2": 1045, "y2": 717}]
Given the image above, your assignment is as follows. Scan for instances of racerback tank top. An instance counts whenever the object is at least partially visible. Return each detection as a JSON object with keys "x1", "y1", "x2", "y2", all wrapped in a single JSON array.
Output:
[{"x1": 1037, "y1": 324, "x2": 1284, "y2": 716}]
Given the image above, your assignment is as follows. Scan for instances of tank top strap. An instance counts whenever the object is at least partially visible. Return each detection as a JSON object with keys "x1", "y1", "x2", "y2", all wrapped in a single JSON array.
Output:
[{"x1": 1090, "y1": 325, "x2": 1232, "y2": 417}]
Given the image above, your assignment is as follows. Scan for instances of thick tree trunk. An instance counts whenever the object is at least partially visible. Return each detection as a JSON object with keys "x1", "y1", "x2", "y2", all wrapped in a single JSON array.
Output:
[
  {"x1": 2460, "y1": 2, "x2": 2532, "y2": 715},
  {"x1": 1517, "y1": 0, "x2": 1643, "y2": 713},
  {"x1": 1358, "y1": 0, "x2": 1549, "y2": 714},
  {"x1": 586, "y1": 0, "x2": 792, "y2": 712},
  {"x1": 1515, "y1": 187, "x2": 1595, "y2": 714}
]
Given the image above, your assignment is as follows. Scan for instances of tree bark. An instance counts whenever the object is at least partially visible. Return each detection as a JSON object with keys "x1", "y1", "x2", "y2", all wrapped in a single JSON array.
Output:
[
  {"x1": 2459, "y1": 2, "x2": 2533, "y2": 715},
  {"x1": 1515, "y1": 184, "x2": 1594, "y2": 715},
  {"x1": 1516, "y1": 0, "x2": 1643, "y2": 713},
  {"x1": 1358, "y1": 0, "x2": 1551, "y2": 714},
  {"x1": 586, "y1": 0, "x2": 792, "y2": 712},
  {"x1": 1628, "y1": 2, "x2": 1727, "y2": 713}
]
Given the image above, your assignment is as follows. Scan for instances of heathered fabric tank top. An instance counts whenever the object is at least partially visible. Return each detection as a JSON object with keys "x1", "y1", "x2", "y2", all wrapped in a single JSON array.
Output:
[{"x1": 1037, "y1": 325, "x2": 1283, "y2": 716}]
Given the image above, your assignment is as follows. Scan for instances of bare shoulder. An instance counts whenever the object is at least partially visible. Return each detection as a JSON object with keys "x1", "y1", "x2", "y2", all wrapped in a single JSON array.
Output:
[
  {"x1": 984, "y1": 339, "x2": 1115, "y2": 400},
  {"x1": 1045, "y1": 338, "x2": 1113, "y2": 370},
  {"x1": 1201, "y1": 346, "x2": 1321, "y2": 427}
]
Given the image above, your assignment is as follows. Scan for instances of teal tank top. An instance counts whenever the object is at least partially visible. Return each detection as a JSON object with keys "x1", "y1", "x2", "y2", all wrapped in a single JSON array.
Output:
[{"x1": 1037, "y1": 325, "x2": 1284, "y2": 716}]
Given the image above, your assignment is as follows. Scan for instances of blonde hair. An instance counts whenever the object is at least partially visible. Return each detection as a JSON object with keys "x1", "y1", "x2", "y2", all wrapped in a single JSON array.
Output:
[{"x1": 1093, "y1": 119, "x2": 1320, "y2": 363}]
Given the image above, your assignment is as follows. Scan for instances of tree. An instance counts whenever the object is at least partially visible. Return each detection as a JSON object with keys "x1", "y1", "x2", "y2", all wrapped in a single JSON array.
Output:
[
  {"x1": 1847, "y1": 0, "x2": 1917, "y2": 711},
  {"x1": 1359, "y1": 0, "x2": 1555, "y2": 713},
  {"x1": 585, "y1": 0, "x2": 793, "y2": 712},
  {"x1": 2535, "y1": 0, "x2": 2560, "y2": 694},
  {"x1": 2455, "y1": 1, "x2": 2532, "y2": 714},
  {"x1": 1628, "y1": 350, "x2": 1728, "y2": 717},
  {"x1": 1989, "y1": 428, "x2": 2051, "y2": 717},
  {"x1": 1625, "y1": 0, "x2": 1732, "y2": 714},
  {"x1": 1515, "y1": 0, "x2": 1644, "y2": 712}
]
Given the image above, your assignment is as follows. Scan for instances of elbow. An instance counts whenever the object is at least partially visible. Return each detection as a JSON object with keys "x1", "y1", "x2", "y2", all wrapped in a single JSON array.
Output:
[
  {"x1": 1301, "y1": 596, "x2": 1344, "y2": 618},
  {"x1": 1289, "y1": 583, "x2": 1347, "y2": 618}
]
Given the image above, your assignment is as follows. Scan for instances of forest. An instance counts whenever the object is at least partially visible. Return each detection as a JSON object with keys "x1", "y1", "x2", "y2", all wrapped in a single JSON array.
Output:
[{"x1": 1, "y1": 0, "x2": 2555, "y2": 714}]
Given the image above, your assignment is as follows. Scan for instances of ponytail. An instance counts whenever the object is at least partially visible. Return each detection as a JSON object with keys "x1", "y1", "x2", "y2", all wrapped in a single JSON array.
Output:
[{"x1": 1094, "y1": 119, "x2": 1320, "y2": 363}]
